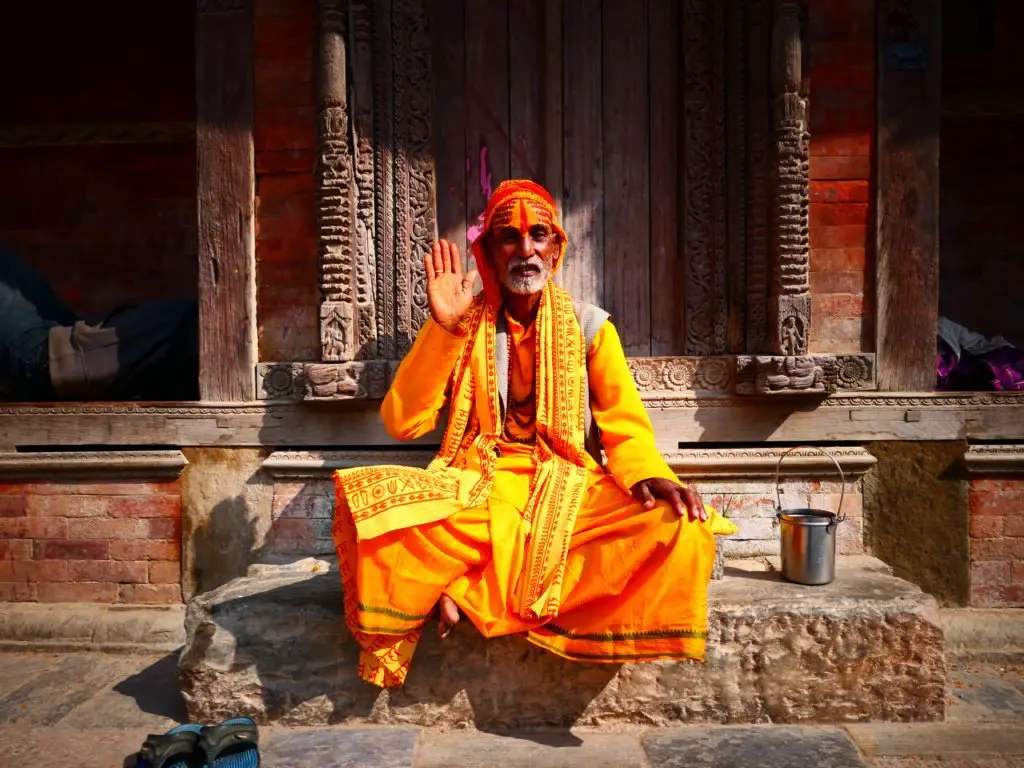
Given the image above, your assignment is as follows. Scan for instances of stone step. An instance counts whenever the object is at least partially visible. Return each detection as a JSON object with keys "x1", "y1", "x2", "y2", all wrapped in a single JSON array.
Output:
[{"x1": 179, "y1": 555, "x2": 945, "y2": 729}]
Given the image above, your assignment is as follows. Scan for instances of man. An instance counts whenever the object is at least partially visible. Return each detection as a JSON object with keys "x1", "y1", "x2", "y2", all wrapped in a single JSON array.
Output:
[
  {"x1": 332, "y1": 180, "x2": 736, "y2": 687},
  {"x1": 0, "y1": 247, "x2": 198, "y2": 401}
]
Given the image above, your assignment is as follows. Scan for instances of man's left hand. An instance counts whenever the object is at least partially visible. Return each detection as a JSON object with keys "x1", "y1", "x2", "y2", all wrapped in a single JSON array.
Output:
[{"x1": 631, "y1": 478, "x2": 708, "y2": 522}]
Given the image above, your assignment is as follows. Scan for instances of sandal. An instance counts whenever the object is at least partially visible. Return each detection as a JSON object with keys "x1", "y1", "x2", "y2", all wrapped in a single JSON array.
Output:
[
  {"x1": 123, "y1": 723, "x2": 204, "y2": 768},
  {"x1": 197, "y1": 717, "x2": 260, "y2": 768}
]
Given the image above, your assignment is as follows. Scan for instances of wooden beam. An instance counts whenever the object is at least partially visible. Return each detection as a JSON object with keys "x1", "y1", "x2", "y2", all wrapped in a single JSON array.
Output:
[
  {"x1": 876, "y1": 0, "x2": 941, "y2": 391},
  {"x1": 196, "y1": 0, "x2": 256, "y2": 401}
]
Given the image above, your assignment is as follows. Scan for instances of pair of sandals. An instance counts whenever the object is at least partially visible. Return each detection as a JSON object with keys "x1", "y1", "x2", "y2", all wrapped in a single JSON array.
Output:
[{"x1": 123, "y1": 717, "x2": 259, "y2": 768}]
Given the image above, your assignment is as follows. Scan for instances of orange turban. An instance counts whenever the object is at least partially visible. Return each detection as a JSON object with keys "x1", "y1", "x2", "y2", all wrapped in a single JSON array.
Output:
[{"x1": 470, "y1": 179, "x2": 568, "y2": 306}]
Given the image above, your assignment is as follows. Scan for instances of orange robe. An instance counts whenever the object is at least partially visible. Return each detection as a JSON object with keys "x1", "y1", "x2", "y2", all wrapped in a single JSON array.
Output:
[{"x1": 333, "y1": 298, "x2": 731, "y2": 687}]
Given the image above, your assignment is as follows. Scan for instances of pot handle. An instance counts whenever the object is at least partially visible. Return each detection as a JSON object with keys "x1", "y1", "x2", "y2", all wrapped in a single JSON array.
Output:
[{"x1": 773, "y1": 446, "x2": 846, "y2": 523}]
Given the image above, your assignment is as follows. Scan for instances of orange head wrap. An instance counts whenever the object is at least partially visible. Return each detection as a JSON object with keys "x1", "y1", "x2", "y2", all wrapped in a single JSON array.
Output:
[{"x1": 470, "y1": 179, "x2": 569, "y2": 306}]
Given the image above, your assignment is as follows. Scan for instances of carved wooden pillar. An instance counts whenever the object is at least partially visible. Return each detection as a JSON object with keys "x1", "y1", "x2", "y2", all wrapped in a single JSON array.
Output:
[
  {"x1": 317, "y1": 0, "x2": 359, "y2": 362},
  {"x1": 196, "y1": 0, "x2": 256, "y2": 401},
  {"x1": 769, "y1": 0, "x2": 811, "y2": 358}
]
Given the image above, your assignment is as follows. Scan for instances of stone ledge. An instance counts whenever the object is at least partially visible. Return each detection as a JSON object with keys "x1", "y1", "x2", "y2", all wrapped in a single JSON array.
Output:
[
  {"x1": 940, "y1": 607, "x2": 1024, "y2": 660},
  {"x1": 0, "y1": 450, "x2": 187, "y2": 480},
  {"x1": 179, "y1": 555, "x2": 945, "y2": 728},
  {"x1": 0, "y1": 603, "x2": 185, "y2": 654},
  {"x1": 964, "y1": 444, "x2": 1024, "y2": 475}
]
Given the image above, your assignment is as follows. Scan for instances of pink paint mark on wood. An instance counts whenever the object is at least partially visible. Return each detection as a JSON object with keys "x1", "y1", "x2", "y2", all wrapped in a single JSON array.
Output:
[{"x1": 479, "y1": 146, "x2": 493, "y2": 201}]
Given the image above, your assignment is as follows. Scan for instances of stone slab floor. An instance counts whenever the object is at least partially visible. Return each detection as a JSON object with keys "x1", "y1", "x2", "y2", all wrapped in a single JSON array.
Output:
[{"x1": 0, "y1": 652, "x2": 1020, "y2": 767}]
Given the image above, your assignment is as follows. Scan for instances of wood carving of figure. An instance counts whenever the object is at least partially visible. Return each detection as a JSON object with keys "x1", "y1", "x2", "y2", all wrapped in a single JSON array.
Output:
[{"x1": 331, "y1": 181, "x2": 738, "y2": 687}]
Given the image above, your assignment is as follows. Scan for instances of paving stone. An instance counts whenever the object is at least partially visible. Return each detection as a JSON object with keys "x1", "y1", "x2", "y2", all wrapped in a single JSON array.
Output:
[
  {"x1": 642, "y1": 726, "x2": 868, "y2": 768},
  {"x1": 870, "y1": 759, "x2": 1024, "y2": 768},
  {"x1": 0, "y1": 652, "x2": 60, "y2": 698},
  {"x1": 261, "y1": 728, "x2": 420, "y2": 768},
  {"x1": 0, "y1": 725, "x2": 148, "y2": 768},
  {"x1": 947, "y1": 663, "x2": 1024, "y2": 724},
  {"x1": 845, "y1": 724, "x2": 1024, "y2": 758},
  {"x1": 414, "y1": 730, "x2": 646, "y2": 768},
  {"x1": 60, "y1": 654, "x2": 185, "y2": 729},
  {"x1": 0, "y1": 654, "x2": 127, "y2": 725}
]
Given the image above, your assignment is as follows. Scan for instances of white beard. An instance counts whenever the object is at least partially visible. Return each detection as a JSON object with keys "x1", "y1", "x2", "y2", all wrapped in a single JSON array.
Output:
[{"x1": 500, "y1": 257, "x2": 551, "y2": 295}]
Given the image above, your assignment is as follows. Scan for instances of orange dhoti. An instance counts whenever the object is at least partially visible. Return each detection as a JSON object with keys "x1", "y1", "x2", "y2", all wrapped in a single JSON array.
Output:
[{"x1": 332, "y1": 442, "x2": 716, "y2": 687}]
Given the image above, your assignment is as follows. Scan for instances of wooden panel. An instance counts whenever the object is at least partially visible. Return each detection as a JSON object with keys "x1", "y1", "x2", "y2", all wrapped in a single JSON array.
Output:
[
  {"x1": 725, "y1": 0, "x2": 746, "y2": 353},
  {"x1": 196, "y1": 0, "x2": 256, "y2": 401},
  {"x1": 745, "y1": 0, "x2": 772, "y2": 353},
  {"x1": 433, "y1": 0, "x2": 468, "y2": 252},
  {"x1": 543, "y1": 0, "x2": 564, "y2": 219},
  {"x1": 649, "y1": 0, "x2": 681, "y2": 356},
  {"x1": 876, "y1": 0, "x2": 941, "y2": 390},
  {"x1": 373, "y1": 0, "x2": 397, "y2": 358},
  {"x1": 560, "y1": 0, "x2": 603, "y2": 308},
  {"x1": 603, "y1": 0, "x2": 650, "y2": 355},
  {"x1": 509, "y1": 0, "x2": 545, "y2": 183},
  {"x1": 465, "y1": 0, "x2": 510, "y2": 236}
]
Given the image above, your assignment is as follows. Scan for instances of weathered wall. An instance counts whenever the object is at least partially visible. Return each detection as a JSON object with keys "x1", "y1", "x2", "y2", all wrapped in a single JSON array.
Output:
[
  {"x1": 940, "y1": 0, "x2": 1024, "y2": 346},
  {"x1": 0, "y1": 479, "x2": 182, "y2": 604},
  {"x1": 253, "y1": 0, "x2": 320, "y2": 362},
  {"x1": 181, "y1": 448, "x2": 275, "y2": 599},
  {"x1": 0, "y1": 2, "x2": 197, "y2": 317},
  {"x1": 808, "y1": 0, "x2": 875, "y2": 354},
  {"x1": 863, "y1": 441, "x2": 970, "y2": 606}
]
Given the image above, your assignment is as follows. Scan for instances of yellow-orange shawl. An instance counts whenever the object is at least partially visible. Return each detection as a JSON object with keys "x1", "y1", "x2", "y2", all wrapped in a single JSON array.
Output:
[{"x1": 334, "y1": 279, "x2": 591, "y2": 620}]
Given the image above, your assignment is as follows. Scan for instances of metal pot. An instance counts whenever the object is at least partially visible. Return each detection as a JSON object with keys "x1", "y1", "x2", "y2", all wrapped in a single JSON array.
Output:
[{"x1": 774, "y1": 447, "x2": 846, "y2": 586}]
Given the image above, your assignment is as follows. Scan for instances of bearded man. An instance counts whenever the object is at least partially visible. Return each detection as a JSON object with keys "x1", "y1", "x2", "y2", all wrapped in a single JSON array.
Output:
[{"x1": 332, "y1": 179, "x2": 736, "y2": 687}]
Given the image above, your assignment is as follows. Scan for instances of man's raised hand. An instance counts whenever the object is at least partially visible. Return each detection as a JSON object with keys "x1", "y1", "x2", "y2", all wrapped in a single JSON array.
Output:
[
  {"x1": 424, "y1": 240, "x2": 478, "y2": 335},
  {"x1": 631, "y1": 477, "x2": 709, "y2": 523}
]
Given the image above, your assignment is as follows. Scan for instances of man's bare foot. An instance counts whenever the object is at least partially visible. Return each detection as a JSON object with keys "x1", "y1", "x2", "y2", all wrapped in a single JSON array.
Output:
[{"x1": 438, "y1": 594, "x2": 460, "y2": 639}]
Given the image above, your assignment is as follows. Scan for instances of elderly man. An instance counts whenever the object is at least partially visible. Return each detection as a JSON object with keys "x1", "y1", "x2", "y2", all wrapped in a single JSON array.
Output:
[{"x1": 332, "y1": 180, "x2": 735, "y2": 687}]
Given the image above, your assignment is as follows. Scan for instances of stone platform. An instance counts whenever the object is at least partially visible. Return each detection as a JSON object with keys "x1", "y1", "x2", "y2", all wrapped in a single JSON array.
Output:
[{"x1": 179, "y1": 556, "x2": 946, "y2": 729}]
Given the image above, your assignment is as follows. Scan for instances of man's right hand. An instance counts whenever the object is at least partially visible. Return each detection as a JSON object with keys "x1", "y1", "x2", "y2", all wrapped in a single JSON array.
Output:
[{"x1": 424, "y1": 240, "x2": 478, "y2": 335}]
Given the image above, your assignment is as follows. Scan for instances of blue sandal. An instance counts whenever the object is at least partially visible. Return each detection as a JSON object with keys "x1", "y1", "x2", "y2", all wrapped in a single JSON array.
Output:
[
  {"x1": 197, "y1": 717, "x2": 260, "y2": 768},
  {"x1": 123, "y1": 723, "x2": 204, "y2": 768}
]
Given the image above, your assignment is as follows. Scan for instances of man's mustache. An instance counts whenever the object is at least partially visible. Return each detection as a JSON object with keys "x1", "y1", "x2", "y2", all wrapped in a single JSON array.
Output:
[{"x1": 508, "y1": 257, "x2": 545, "y2": 271}]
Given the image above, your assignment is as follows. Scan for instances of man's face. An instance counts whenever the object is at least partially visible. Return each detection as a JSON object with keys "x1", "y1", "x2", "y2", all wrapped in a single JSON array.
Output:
[{"x1": 489, "y1": 222, "x2": 560, "y2": 296}]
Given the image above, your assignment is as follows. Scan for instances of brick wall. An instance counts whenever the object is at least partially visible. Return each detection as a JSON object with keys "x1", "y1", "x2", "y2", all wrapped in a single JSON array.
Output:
[
  {"x1": 265, "y1": 476, "x2": 865, "y2": 560},
  {"x1": 254, "y1": 0, "x2": 320, "y2": 362},
  {"x1": 968, "y1": 477, "x2": 1024, "y2": 608},
  {"x1": 940, "y1": 0, "x2": 1024, "y2": 347},
  {"x1": 808, "y1": 0, "x2": 875, "y2": 354},
  {"x1": 0, "y1": 481, "x2": 182, "y2": 604},
  {"x1": 0, "y1": 2, "x2": 197, "y2": 318}
]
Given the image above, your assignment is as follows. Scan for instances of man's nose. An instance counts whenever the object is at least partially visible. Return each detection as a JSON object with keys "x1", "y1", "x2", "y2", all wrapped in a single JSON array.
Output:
[{"x1": 519, "y1": 233, "x2": 535, "y2": 256}]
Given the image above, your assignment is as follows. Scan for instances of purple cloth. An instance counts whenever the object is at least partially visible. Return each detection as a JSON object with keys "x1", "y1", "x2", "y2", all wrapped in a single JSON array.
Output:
[{"x1": 937, "y1": 339, "x2": 1024, "y2": 391}]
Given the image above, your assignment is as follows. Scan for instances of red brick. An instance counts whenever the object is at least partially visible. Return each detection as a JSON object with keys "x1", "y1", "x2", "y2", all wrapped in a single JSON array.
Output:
[
  {"x1": 148, "y1": 561, "x2": 181, "y2": 584},
  {"x1": 256, "y1": 190, "x2": 316, "y2": 223},
  {"x1": 256, "y1": 236, "x2": 318, "y2": 264},
  {"x1": 258, "y1": 172, "x2": 315, "y2": 199},
  {"x1": 816, "y1": 294, "x2": 864, "y2": 318},
  {"x1": 810, "y1": 181, "x2": 870, "y2": 204},
  {"x1": 0, "y1": 484, "x2": 31, "y2": 496},
  {"x1": 68, "y1": 560, "x2": 147, "y2": 584},
  {"x1": 810, "y1": 203, "x2": 870, "y2": 228},
  {"x1": 809, "y1": 0, "x2": 874, "y2": 42},
  {"x1": 811, "y1": 247, "x2": 867, "y2": 272},
  {"x1": 257, "y1": 260, "x2": 318, "y2": 289},
  {"x1": 0, "y1": 540, "x2": 32, "y2": 560},
  {"x1": 28, "y1": 495, "x2": 109, "y2": 518},
  {"x1": 811, "y1": 106, "x2": 874, "y2": 134},
  {"x1": 0, "y1": 496, "x2": 27, "y2": 517},
  {"x1": 256, "y1": 149, "x2": 316, "y2": 175},
  {"x1": 971, "y1": 516, "x2": 1005, "y2": 539},
  {"x1": 34, "y1": 539, "x2": 109, "y2": 560},
  {"x1": 254, "y1": 108, "x2": 317, "y2": 152},
  {"x1": 971, "y1": 560, "x2": 1008, "y2": 585},
  {"x1": 0, "y1": 582, "x2": 38, "y2": 601},
  {"x1": 970, "y1": 491, "x2": 1024, "y2": 518},
  {"x1": 148, "y1": 518, "x2": 181, "y2": 540},
  {"x1": 255, "y1": 203, "x2": 317, "y2": 240},
  {"x1": 10, "y1": 560, "x2": 68, "y2": 582},
  {"x1": 810, "y1": 41, "x2": 875, "y2": 71},
  {"x1": 1012, "y1": 562, "x2": 1024, "y2": 583},
  {"x1": 66, "y1": 518, "x2": 148, "y2": 540},
  {"x1": 254, "y1": 15, "x2": 315, "y2": 59},
  {"x1": 810, "y1": 225, "x2": 868, "y2": 250},
  {"x1": 108, "y1": 496, "x2": 180, "y2": 519},
  {"x1": 119, "y1": 583, "x2": 182, "y2": 605},
  {"x1": 972, "y1": 537, "x2": 1024, "y2": 561},
  {"x1": 809, "y1": 65, "x2": 875, "y2": 91},
  {"x1": 16, "y1": 482, "x2": 180, "y2": 497},
  {"x1": 810, "y1": 270, "x2": 866, "y2": 295},
  {"x1": 109, "y1": 539, "x2": 180, "y2": 562},
  {"x1": 810, "y1": 155, "x2": 871, "y2": 181},
  {"x1": 37, "y1": 582, "x2": 118, "y2": 603},
  {"x1": 1005, "y1": 517, "x2": 1024, "y2": 537},
  {"x1": 0, "y1": 518, "x2": 66, "y2": 539},
  {"x1": 971, "y1": 584, "x2": 1010, "y2": 608},
  {"x1": 971, "y1": 478, "x2": 1024, "y2": 494}
]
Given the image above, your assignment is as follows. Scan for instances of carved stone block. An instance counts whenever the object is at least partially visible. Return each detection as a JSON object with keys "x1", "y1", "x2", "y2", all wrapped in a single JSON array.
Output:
[
  {"x1": 735, "y1": 355, "x2": 825, "y2": 396},
  {"x1": 320, "y1": 302, "x2": 357, "y2": 362},
  {"x1": 771, "y1": 294, "x2": 811, "y2": 356},
  {"x1": 257, "y1": 362, "x2": 391, "y2": 401}
]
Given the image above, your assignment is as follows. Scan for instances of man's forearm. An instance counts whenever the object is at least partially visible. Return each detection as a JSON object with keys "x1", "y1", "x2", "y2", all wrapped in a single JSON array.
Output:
[{"x1": 380, "y1": 318, "x2": 468, "y2": 440}]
